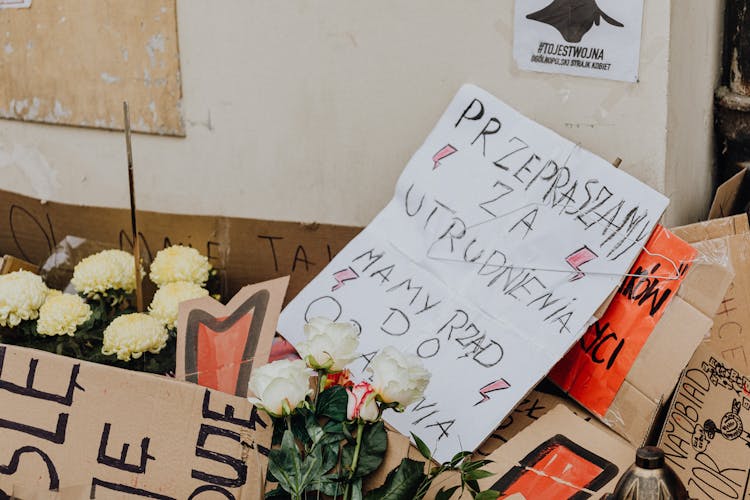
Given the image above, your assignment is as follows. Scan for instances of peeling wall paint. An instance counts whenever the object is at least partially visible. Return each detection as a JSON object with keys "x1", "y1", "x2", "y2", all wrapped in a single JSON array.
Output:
[{"x1": 0, "y1": 0, "x2": 183, "y2": 136}]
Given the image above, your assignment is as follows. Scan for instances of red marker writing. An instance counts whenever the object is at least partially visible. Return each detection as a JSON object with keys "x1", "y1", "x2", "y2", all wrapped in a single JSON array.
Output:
[
  {"x1": 566, "y1": 246, "x2": 598, "y2": 282},
  {"x1": 432, "y1": 144, "x2": 457, "y2": 170},
  {"x1": 474, "y1": 378, "x2": 511, "y2": 406},
  {"x1": 332, "y1": 267, "x2": 359, "y2": 291}
]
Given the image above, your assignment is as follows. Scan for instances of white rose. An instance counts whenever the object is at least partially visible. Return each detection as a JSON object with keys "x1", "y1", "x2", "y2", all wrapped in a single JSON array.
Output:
[
  {"x1": 368, "y1": 346, "x2": 431, "y2": 410},
  {"x1": 247, "y1": 359, "x2": 314, "y2": 417},
  {"x1": 297, "y1": 317, "x2": 359, "y2": 372}
]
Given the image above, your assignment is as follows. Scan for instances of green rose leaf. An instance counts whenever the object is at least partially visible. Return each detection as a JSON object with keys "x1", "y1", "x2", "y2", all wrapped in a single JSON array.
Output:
[
  {"x1": 449, "y1": 451, "x2": 472, "y2": 467},
  {"x1": 320, "y1": 440, "x2": 340, "y2": 474},
  {"x1": 342, "y1": 421, "x2": 388, "y2": 479},
  {"x1": 264, "y1": 486, "x2": 292, "y2": 499},
  {"x1": 464, "y1": 469, "x2": 495, "y2": 481},
  {"x1": 317, "y1": 385, "x2": 349, "y2": 421},
  {"x1": 298, "y1": 445, "x2": 325, "y2": 492},
  {"x1": 435, "y1": 485, "x2": 460, "y2": 500},
  {"x1": 309, "y1": 474, "x2": 344, "y2": 497},
  {"x1": 473, "y1": 490, "x2": 501, "y2": 500},
  {"x1": 267, "y1": 431, "x2": 302, "y2": 496},
  {"x1": 411, "y1": 432, "x2": 432, "y2": 461},
  {"x1": 462, "y1": 459, "x2": 492, "y2": 472},
  {"x1": 364, "y1": 458, "x2": 426, "y2": 500},
  {"x1": 304, "y1": 410, "x2": 326, "y2": 446},
  {"x1": 351, "y1": 478, "x2": 363, "y2": 500}
]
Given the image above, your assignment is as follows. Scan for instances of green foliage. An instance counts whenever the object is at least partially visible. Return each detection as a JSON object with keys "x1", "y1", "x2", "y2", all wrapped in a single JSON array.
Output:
[
  {"x1": 0, "y1": 290, "x2": 178, "y2": 375},
  {"x1": 316, "y1": 385, "x2": 349, "y2": 421},
  {"x1": 364, "y1": 458, "x2": 426, "y2": 500},
  {"x1": 341, "y1": 421, "x2": 387, "y2": 479},
  {"x1": 268, "y1": 430, "x2": 327, "y2": 499},
  {"x1": 406, "y1": 436, "x2": 500, "y2": 500}
]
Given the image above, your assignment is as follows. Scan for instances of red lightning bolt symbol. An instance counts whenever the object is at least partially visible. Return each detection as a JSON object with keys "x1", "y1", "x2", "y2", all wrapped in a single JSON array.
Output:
[
  {"x1": 474, "y1": 378, "x2": 511, "y2": 406},
  {"x1": 432, "y1": 144, "x2": 457, "y2": 170},
  {"x1": 566, "y1": 246, "x2": 598, "y2": 282},
  {"x1": 332, "y1": 267, "x2": 359, "y2": 291}
]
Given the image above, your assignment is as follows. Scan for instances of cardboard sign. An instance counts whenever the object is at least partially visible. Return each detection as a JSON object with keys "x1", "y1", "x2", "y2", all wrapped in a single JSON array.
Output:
[
  {"x1": 0, "y1": 254, "x2": 37, "y2": 275},
  {"x1": 0, "y1": 344, "x2": 271, "y2": 498},
  {"x1": 428, "y1": 405, "x2": 634, "y2": 499},
  {"x1": 672, "y1": 216, "x2": 750, "y2": 373},
  {"x1": 550, "y1": 225, "x2": 696, "y2": 416},
  {"x1": 279, "y1": 84, "x2": 668, "y2": 462},
  {"x1": 473, "y1": 389, "x2": 613, "y2": 459},
  {"x1": 176, "y1": 277, "x2": 289, "y2": 397},
  {"x1": 0, "y1": 188, "x2": 360, "y2": 304},
  {"x1": 658, "y1": 343, "x2": 750, "y2": 500},
  {"x1": 709, "y1": 168, "x2": 750, "y2": 220},
  {"x1": 513, "y1": 0, "x2": 645, "y2": 82}
]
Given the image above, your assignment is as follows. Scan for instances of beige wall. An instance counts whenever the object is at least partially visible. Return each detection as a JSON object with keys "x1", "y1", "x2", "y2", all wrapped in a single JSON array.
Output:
[
  {"x1": 664, "y1": 0, "x2": 725, "y2": 226},
  {"x1": 0, "y1": 0, "x2": 723, "y2": 227}
]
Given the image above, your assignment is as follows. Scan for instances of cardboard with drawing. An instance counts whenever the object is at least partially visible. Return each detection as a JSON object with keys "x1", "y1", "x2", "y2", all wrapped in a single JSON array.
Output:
[
  {"x1": 658, "y1": 343, "x2": 750, "y2": 500},
  {"x1": 427, "y1": 405, "x2": 635, "y2": 499}
]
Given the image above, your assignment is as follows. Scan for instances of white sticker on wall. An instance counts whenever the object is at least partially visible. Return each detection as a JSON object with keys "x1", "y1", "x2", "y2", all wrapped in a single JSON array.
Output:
[
  {"x1": 513, "y1": 0, "x2": 645, "y2": 82},
  {"x1": 0, "y1": 0, "x2": 31, "y2": 8}
]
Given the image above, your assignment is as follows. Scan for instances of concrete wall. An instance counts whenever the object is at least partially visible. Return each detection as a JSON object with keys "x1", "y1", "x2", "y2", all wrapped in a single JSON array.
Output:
[
  {"x1": 0, "y1": 0, "x2": 724, "y2": 227},
  {"x1": 664, "y1": 0, "x2": 725, "y2": 226}
]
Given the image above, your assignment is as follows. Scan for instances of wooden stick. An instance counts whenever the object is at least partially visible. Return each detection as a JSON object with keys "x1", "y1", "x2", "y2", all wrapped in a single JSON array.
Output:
[
  {"x1": 123, "y1": 102, "x2": 144, "y2": 312},
  {"x1": 612, "y1": 157, "x2": 622, "y2": 168}
]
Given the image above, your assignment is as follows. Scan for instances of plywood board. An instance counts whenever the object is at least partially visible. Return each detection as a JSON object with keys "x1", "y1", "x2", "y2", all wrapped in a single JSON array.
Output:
[{"x1": 0, "y1": 0, "x2": 184, "y2": 135}]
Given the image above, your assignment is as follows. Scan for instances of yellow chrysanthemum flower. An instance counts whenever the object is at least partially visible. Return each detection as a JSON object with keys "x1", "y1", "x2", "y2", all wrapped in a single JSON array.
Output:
[
  {"x1": 102, "y1": 313, "x2": 169, "y2": 362},
  {"x1": 37, "y1": 292, "x2": 92, "y2": 337},
  {"x1": 148, "y1": 281, "x2": 208, "y2": 330},
  {"x1": 0, "y1": 270, "x2": 49, "y2": 327},
  {"x1": 71, "y1": 249, "x2": 142, "y2": 298},
  {"x1": 149, "y1": 245, "x2": 211, "y2": 287}
]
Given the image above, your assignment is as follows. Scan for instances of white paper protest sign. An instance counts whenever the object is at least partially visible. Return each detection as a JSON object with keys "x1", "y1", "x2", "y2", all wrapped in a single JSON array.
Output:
[
  {"x1": 513, "y1": 0, "x2": 645, "y2": 82},
  {"x1": 279, "y1": 84, "x2": 668, "y2": 462}
]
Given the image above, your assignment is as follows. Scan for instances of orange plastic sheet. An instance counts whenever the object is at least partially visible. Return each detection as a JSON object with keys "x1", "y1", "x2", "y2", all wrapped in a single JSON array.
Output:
[{"x1": 549, "y1": 225, "x2": 697, "y2": 416}]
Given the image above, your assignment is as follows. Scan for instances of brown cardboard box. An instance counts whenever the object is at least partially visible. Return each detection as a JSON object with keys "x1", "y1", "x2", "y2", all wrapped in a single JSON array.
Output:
[
  {"x1": 672, "y1": 215, "x2": 750, "y2": 373},
  {"x1": 709, "y1": 168, "x2": 750, "y2": 220},
  {"x1": 0, "y1": 255, "x2": 38, "y2": 274},
  {"x1": 473, "y1": 390, "x2": 612, "y2": 459},
  {"x1": 0, "y1": 188, "x2": 361, "y2": 304},
  {"x1": 427, "y1": 406, "x2": 635, "y2": 499},
  {"x1": 658, "y1": 343, "x2": 750, "y2": 500},
  {"x1": 0, "y1": 344, "x2": 272, "y2": 498}
]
